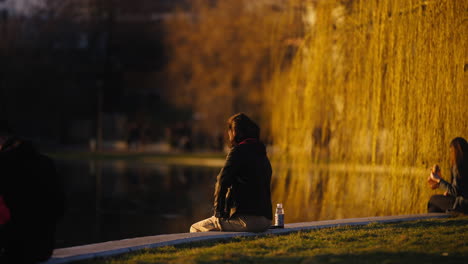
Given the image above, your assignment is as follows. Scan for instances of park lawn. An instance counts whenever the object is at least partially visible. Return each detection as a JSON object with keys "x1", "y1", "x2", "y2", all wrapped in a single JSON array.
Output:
[{"x1": 78, "y1": 216, "x2": 468, "y2": 264}]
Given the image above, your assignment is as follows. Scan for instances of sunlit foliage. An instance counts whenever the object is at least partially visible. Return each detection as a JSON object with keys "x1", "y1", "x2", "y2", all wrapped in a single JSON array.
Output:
[{"x1": 164, "y1": 0, "x2": 301, "y2": 140}]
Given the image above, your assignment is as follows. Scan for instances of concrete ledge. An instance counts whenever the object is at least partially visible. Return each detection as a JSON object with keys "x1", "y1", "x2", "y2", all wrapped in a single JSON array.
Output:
[{"x1": 42, "y1": 213, "x2": 449, "y2": 264}]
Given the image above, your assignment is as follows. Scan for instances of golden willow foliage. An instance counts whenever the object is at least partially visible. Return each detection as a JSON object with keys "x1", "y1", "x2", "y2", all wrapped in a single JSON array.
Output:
[
  {"x1": 269, "y1": 0, "x2": 468, "y2": 221},
  {"x1": 164, "y1": 0, "x2": 302, "y2": 139}
]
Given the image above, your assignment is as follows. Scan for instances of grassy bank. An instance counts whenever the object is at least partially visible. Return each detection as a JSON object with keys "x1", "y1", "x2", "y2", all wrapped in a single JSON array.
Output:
[{"x1": 78, "y1": 216, "x2": 468, "y2": 264}]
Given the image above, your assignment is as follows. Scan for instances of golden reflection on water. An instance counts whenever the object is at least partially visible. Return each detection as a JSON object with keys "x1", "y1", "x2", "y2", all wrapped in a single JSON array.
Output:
[{"x1": 271, "y1": 164, "x2": 430, "y2": 222}]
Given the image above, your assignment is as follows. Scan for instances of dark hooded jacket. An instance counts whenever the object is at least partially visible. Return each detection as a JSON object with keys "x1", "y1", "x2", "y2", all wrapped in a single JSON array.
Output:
[
  {"x1": 213, "y1": 140, "x2": 272, "y2": 220},
  {"x1": 439, "y1": 165, "x2": 468, "y2": 212},
  {"x1": 0, "y1": 137, "x2": 65, "y2": 262}
]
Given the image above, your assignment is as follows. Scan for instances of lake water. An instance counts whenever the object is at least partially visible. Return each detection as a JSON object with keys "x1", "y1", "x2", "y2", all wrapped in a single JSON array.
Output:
[
  {"x1": 55, "y1": 160, "x2": 219, "y2": 248},
  {"x1": 55, "y1": 160, "x2": 429, "y2": 248}
]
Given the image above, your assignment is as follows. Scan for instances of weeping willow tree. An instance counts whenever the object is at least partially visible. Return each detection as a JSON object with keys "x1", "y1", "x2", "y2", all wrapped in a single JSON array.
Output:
[{"x1": 269, "y1": 0, "x2": 468, "y2": 221}]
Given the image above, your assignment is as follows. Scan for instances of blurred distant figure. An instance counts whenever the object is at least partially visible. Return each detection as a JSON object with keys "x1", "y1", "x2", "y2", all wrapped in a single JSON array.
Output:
[
  {"x1": 427, "y1": 137, "x2": 468, "y2": 214},
  {"x1": 0, "y1": 122, "x2": 65, "y2": 263},
  {"x1": 216, "y1": 133, "x2": 225, "y2": 152},
  {"x1": 127, "y1": 124, "x2": 141, "y2": 151},
  {"x1": 190, "y1": 113, "x2": 272, "y2": 232},
  {"x1": 178, "y1": 135, "x2": 192, "y2": 152}
]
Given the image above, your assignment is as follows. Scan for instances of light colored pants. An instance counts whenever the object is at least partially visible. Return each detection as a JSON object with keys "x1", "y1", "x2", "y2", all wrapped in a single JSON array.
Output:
[{"x1": 190, "y1": 215, "x2": 271, "y2": 233}]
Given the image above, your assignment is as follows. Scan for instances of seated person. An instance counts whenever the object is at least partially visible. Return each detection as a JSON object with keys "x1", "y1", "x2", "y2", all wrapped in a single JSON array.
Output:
[
  {"x1": 427, "y1": 137, "x2": 468, "y2": 213},
  {"x1": 190, "y1": 113, "x2": 272, "y2": 232},
  {"x1": 0, "y1": 122, "x2": 65, "y2": 263}
]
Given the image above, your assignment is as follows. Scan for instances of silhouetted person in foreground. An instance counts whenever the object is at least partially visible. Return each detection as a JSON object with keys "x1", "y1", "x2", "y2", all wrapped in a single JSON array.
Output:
[
  {"x1": 190, "y1": 113, "x2": 272, "y2": 232},
  {"x1": 0, "y1": 123, "x2": 65, "y2": 263},
  {"x1": 427, "y1": 137, "x2": 468, "y2": 214}
]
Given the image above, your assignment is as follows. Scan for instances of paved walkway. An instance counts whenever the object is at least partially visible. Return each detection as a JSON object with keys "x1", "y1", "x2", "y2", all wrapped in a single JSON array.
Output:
[{"x1": 42, "y1": 213, "x2": 449, "y2": 264}]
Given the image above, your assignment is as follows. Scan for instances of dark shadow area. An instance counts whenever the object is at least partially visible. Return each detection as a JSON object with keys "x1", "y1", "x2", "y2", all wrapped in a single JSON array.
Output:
[
  {"x1": 300, "y1": 252, "x2": 467, "y2": 264},
  {"x1": 391, "y1": 217, "x2": 468, "y2": 229},
  {"x1": 348, "y1": 217, "x2": 468, "y2": 232}
]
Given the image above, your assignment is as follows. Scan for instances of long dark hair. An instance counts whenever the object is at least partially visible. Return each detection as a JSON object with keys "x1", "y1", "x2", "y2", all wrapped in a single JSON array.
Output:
[
  {"x1": 227, "y1": 113, "x2": 260, "y2": 146},
  {"x1": 450, "y1": 137, "x2": 468, "y2": 180}
]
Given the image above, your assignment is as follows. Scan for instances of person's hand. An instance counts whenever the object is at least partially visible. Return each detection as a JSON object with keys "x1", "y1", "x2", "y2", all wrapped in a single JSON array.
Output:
[
  {"x1": 443, "y1": 191, "x2": 448, "y2": 196},
  {"x1": 428, "y1": 176, "x2": 440, "y2": 189},
  {"x1": 427, "y1": 166, "x2": 441, "y2": 189},
  {"x1": 430, "y1": 171, "x2": 441, "y2": 182},
  {"x1": 214, "y1": 211, "x2": 228, "y2": 219}
]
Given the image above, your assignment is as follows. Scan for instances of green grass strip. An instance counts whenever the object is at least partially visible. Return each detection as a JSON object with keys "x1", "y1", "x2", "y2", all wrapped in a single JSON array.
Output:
[{"x1": 77, "y1": 216, "x2": 468, "y2": 264}]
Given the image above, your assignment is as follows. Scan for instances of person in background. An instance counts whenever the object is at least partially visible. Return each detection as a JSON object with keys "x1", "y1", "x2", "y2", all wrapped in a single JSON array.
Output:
[
  {"x1": 427, "y1": 137, "x2": 468, "y2": 213},
  {"x1": 190, "y1": 113, "x2": 272, "y2": 232},
  {"x1": 0, "y1": 122, "x2": 65, "y2": 263}
]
